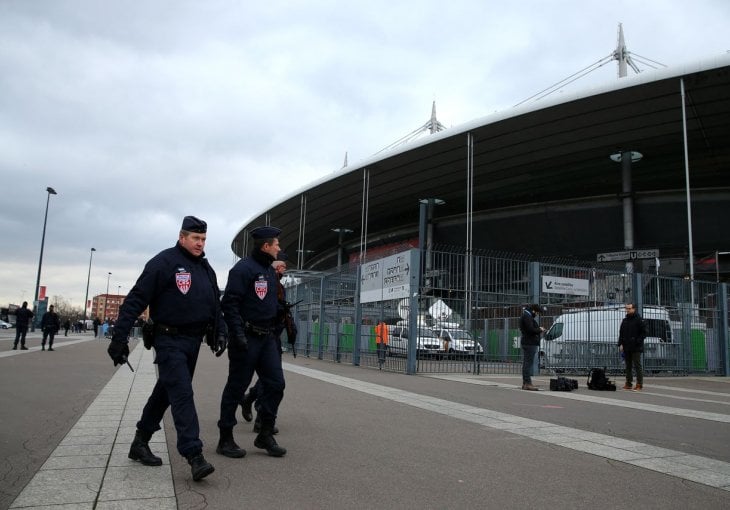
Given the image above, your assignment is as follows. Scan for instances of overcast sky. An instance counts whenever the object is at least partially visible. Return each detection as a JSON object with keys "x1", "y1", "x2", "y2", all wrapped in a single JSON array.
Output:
[{"x1": 1, "y1": 0, "x2": 728, "y2": 313}]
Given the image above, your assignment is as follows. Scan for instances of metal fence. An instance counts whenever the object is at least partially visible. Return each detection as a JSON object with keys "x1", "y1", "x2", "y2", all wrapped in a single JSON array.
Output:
[{"x1": 282, "y1": 249, "x2": 729, "y2": 377}]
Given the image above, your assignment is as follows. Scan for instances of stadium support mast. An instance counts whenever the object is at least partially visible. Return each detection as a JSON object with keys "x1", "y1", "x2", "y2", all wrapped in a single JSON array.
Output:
[
  {"x1": 376, "y1": 101, "x2": 447, "y2": 154},
  {"x1": 515, "y1": 23, "x2": 664, "y2": 107},
  {"x1": 614, "y1": 23, "x2": 641, "y2": 77}
]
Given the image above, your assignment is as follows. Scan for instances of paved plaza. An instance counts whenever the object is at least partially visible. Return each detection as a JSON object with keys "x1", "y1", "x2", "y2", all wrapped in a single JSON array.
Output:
[{"x1": 1, "y1": 329, "x2": 729, "y2": 509}]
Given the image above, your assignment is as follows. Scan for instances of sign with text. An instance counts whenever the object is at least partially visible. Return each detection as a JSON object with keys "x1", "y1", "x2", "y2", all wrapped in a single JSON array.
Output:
[
  {"x1": 360, "y1": 250, "x2": 415, "y2": 304},
  {"x1": 542, "y1": 275, "x2": 589, "y2": 296},
  {"x1": 597, "y1": 249, "x2": 659, "y2": 262}
]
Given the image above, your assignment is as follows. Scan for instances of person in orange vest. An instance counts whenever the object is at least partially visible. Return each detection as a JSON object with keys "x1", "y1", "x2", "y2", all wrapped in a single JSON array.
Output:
[{"x1": 375, "y1": 321, "x2": 389, "y2": 368}]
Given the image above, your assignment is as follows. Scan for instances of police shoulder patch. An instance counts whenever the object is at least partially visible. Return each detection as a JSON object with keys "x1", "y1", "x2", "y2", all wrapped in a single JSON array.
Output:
[
  {"x1": 254, "y1": 274, "x2": 268, "y2": 300},
  {"x1": 176, "y1": 271, "x2": 191, "y2": 295}
]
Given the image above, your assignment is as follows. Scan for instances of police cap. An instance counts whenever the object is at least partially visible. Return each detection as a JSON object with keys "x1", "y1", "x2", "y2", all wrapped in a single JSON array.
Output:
[
  {"x1": 181, "y1": 215, "x2": 207, "y2": 233},
  {"x1": 251, "y1": 226, "x2": 281, "y2": 240}
]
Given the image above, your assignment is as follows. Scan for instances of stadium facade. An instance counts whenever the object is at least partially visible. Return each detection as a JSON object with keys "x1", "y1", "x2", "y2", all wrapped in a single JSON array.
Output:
[{"x1": 231, "y1": 53, "x2": 730, "y2": 281}]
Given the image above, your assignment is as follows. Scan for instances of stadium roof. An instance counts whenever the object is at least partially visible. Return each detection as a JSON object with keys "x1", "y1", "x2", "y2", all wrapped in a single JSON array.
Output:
[{"x1": 232, "y1": 53, "x2": 730, "y2": 271}]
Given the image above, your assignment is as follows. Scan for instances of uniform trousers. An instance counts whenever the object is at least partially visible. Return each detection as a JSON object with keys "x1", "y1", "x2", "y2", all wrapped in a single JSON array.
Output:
[
  {"x1": 219, "y1": 331, "x2": 285, "y2": 430},
  {"x1": 137, "y1": 334, "x2": 203, "y2": 457},
  {"x1": 14, "y1": 326, "x2": 28, "y2": 347},
  {"x1": 246, "y1": 333, "x2": 284, "y2": 405},
  {"x1": 41, "y1": 330, "x2": 56, "y2": 348}
]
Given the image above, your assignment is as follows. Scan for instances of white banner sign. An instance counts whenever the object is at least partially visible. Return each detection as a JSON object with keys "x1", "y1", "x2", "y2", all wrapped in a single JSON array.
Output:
[
  {"x1": 360, "y1": 251, "x2": 414, "y2": 304},
  {"x1": 542, "y1": 275, "x2": 589, "y2": 296}
]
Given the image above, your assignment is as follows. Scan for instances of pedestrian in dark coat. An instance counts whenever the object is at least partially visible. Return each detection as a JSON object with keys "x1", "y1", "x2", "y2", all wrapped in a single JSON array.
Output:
[
  {"x1": 618, "y1": 303, "x2": 647, "y2": 390},
  {"x1": 41, "y1": 305, "x2": 61, "y2": 351},
  {"x1": 13, "y1": 301, "x2": 34, "y2": 350},
  {"x1": 519, "y1": 304, "x2": 544, "y2": 390}
]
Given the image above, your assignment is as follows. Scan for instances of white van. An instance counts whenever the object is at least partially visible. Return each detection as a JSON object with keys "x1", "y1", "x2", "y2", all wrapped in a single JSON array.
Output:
[{"x1": 540, "y1": 305, "x2": 674, "y2": 368}]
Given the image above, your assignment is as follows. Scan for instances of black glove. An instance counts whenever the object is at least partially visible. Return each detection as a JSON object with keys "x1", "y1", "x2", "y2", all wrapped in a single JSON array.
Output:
[
  {"x1": 230, "y1": 333, "x2": 248, "y2": 352},
  {"x1": 214, "y1": 332, "x2": 227, "y2": 357},
  {"x1": 205, "y1": 328, "x2": 216, "y2": 351},
  {"x1": 107, "y1": 341, "x2": 130, "y2": 366}
]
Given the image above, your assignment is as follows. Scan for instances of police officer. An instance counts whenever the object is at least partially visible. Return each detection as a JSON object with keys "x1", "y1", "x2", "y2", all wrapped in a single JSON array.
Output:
[
  {"x1": 107, "y1": 216, "x2": 227, "y2": 481},
  {"x1": 217, "y1": 226, "x2": 287, "y2": 458},
  {"x1": 41, "y1": 304, "x2": 61, "y2": 351},
  {"x1": 241, "y1": 257, "x2": 292, "y2": 433},
  {"x1": 12, "y1": 301, "x2": 33, "y2": 350}
]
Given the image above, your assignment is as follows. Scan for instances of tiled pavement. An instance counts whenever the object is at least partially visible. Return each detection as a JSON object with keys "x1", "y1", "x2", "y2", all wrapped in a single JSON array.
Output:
[{"x1": 9, "y1": 345, "x2": 174, "y2": 510}]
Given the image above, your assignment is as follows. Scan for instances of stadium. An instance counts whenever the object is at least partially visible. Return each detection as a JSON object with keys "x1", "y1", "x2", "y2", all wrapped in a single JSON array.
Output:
[
  {"x1": 231, "y1": 51, "x2": 729, "y2": 279},
  {"x1": 228, "y1": 49, "x2": 730, "y2": 376}
]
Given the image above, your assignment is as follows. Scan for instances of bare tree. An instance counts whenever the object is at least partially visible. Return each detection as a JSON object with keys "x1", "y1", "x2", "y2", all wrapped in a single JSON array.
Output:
[{"x1": 50, "y1": 295, "x2": 83, "y2": 321}]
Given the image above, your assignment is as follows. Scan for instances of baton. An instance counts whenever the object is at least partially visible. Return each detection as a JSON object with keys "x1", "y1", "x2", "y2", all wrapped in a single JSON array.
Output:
[{"x1": 121, "y1": 355, "x2": 135, "y2": 372}]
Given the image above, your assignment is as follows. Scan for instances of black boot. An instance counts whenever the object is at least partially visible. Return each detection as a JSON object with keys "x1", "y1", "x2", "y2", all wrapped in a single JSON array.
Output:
[
  {"x1": 253, "y1": 414, "x2": 278, "y2": 434},
  {"x1": 128, "y1": 430, "x2": 162, "y2": 466},
  {"x1": 216, "y1": 428, "x2": 246, "y2": 458},
  {"x1": 187, "y1": 452, "x2": 214, "y2": 481},
  {"x1": 254, "y1": 422, "x2": 286, "y2": 457},
  {"x1": 240, "y1": 392, "x2": 254, "y2": 422}
]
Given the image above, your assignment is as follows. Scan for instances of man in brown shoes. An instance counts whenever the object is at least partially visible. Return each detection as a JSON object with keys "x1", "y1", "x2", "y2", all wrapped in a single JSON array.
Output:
[
  {"x1": 519, "y1": 304, "x2": 544, "y2": 391},
  {"x1": 618, "y1": 303, "x2": 647, "y2": 392}
]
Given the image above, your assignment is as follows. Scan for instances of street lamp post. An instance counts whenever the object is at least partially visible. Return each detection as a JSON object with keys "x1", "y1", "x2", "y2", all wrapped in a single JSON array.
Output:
[
  {"x1": 610, "y1": 150, "x2": 642, "y2": 276},
  {"x1": 83, "y1": 248, "x2": 96, "y2": 321},
  {"x1": 32, "y1": 186, "x2": 58, "y2": 331},
  {"x1": 117, "y1": 285, "x2": 122, "y2": 319},
  {"x1": 331, "y1": 227, "x2": 353, "y2": 270},
  {"x1": 102, "y1": 272, "x2": 111, "y2": 321}
]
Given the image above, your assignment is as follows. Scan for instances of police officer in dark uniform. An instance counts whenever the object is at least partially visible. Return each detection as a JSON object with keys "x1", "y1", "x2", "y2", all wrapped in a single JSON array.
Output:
[
  {"x1": 12, "y1": 301, "x2": 33, "y2": 350},
  {"x1": 41, "y1": 304, "x2": 61, "y2": 351},
  {"x1": 217, "y1": 226, "x2": 287, "y2": 458},
  {"x1": 241, "y1": 256, "x2": 294, "y2": 433},
  {"x1": 107, "y1": 216, "x2": 227, "y2": 481}
]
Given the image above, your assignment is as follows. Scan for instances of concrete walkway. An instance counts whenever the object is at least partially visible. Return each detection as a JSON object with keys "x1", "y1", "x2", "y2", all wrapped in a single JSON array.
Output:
[
  {"x1": 2, "y1": 331, "x2": 730, "y2": 509},
  {"x1": 8, "y1": 344, "x2": 175, "y2": 509}
]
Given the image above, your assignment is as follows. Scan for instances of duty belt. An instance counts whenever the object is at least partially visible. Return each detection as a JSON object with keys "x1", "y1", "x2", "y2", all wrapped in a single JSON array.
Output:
[
  {"x1": 244, "y1": 321, "x2": 275, "y2": 336},
  {"x1": 155, "y1": 323, "x2": 208, "y2": 337}
]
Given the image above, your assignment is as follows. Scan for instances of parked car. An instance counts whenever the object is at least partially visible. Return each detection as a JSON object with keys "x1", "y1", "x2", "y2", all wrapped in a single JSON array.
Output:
[
  {"x1": 432, "y1": 327, "x2": 484, "y2": 359},
  {"x1": 388, "y1": 326, "x2": 443, "y2": 358},
  {"x1": 0, "y1": 319, "x2": 14, "y2": 329}
]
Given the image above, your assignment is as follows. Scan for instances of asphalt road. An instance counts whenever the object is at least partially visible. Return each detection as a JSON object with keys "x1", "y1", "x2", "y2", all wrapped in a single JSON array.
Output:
[{"x1": 1, "y1": 329, "x2": 729, "y2": 509}]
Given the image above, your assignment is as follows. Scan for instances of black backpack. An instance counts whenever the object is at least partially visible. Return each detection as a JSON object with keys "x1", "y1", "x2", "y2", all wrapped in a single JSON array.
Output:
[
  {"x1": 587, "y1": 367, "x2": 616, "y2": 391},
  {"x1": 550, "y1": 376, "x2": 579, "y2": 391}
]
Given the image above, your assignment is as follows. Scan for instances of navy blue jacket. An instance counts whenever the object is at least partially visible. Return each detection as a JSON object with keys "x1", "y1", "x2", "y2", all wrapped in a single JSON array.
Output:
[
  {"x1": 113, "y1": 242, "x2": 225, "y2": 342},
  {"x1": 221, "y1": 249, "x2": 278, "y2": 338},
  {"x1": 15, "y1": 307, "x2": 34, "y2": 328},
  {"x1": 41, "y1": 311, "x2": 60, "y2": 333}
]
